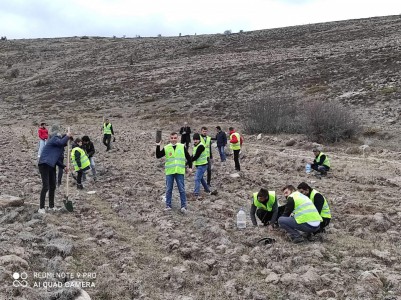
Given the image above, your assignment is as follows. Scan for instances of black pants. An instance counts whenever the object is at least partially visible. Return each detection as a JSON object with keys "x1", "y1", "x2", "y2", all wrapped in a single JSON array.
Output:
[
  {"x1": 57, "y1": 165, "x2": 63, "y2": 185},
  {"x1": 311, "y1": 164, "x2": 330, "y2": 175},
  {"x1": 76, "y1": 166, "x2": 90, "y2": 186},
  {"x1": 207, "y1": 159, "x2": 211, "y2": 185},
  {"x1": 257, "y1": 205, "x2": 286, "y2": 225},
  {"x1": 256, "y1": 209, "x2": 273, "y2": 225},
  {"x1": 38, "y1": 163, "x2": 56, "y2": 209},
  {"x1": 181, "y1": 136, "x2": 190, "y2": 149},
  {"x1": 315, "y1": 218, "x2": 331, "y2": 233},
  {"x1": 103, "y1": 134, "x2": 111, "y2": 150},
  {"x1": 233, "y1": 149, "x2": 240, "y2": 171}
]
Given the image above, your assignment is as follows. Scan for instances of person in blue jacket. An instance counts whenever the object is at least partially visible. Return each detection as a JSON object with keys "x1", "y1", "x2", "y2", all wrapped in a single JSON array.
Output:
[{"x1": 38, "y1": 125, "x2": 72, "y2": 213}]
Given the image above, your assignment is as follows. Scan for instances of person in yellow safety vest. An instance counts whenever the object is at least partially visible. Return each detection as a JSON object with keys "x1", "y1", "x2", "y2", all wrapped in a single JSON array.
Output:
[
  {"x1": 250, "y1": 188, "x2": 284, "y2": 230},
  {"x1": 310, "y1": 147, "x2": 330, "y2": 176},
  {"x1": 297, "y1": 182, "x2": 331, "y2": 233},
  {"x1": 190, "y1": 133, "x2": 211, "y2": 199},
  {"x1": 278, "y1": 185, "x2": 323, "y2": 243},
  {"x1": 229, "y1": 127, "x2": 242, "y2": 171},
  {"x1": 71, "y1": 138, "x2": 91, "y2": 190},
  {"x1": 156, "y1": 132, "x2": 192, "y2": 213},
  {"x1": 200, "y1": 126, "x2": 213, "y2": 187},
  {"x1": 101, "y1": 118, "x2": 115, "y2": 151}
]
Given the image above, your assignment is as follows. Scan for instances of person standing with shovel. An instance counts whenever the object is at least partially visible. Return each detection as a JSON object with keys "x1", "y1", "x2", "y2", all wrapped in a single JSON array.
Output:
[{"x1": 37, "y1": 126, "x2": 72, "y2": 213}]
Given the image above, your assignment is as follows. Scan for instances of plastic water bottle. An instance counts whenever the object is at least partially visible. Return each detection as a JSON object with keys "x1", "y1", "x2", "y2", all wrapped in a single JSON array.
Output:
[
  {"x1": 237, "y1": 208, "x2": 246, "y2": 229},
  {"x1": 305, "y1": 163, "x2": 311, "y2": 174}
]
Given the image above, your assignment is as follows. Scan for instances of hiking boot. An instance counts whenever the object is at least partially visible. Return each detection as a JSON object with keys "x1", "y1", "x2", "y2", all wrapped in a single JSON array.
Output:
[
  {"x1": 210, "y1": 190, "x2": 218, "y2": 196},
  {"x1": 37, "y1": 208, "x2": 46, "y2": 214},
  {"x1": 292, "y1": 237, "x2": 304, "y2": 244},
  {"x1": 180, "y1": 207, "x2": 187, "y2": 214},
  {"x1": 77, "y1": 184, "x2": 84, "y2": 190}
]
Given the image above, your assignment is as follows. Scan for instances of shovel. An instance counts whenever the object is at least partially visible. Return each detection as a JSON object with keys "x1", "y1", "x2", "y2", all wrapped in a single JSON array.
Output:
[{"x1": 64, "y1": 127, "x2": 74, "y2": 212}]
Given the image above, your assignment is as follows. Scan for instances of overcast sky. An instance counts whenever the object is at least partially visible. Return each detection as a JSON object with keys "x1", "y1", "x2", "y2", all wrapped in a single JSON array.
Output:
[{"x1": 1, "y1": 0, "x2": 400, "y2": 39}]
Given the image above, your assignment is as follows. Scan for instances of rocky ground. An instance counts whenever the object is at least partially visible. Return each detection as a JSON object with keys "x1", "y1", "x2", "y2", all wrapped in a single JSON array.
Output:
[{"x1": 0, "y1": 15, "x2": 401, "y2": 300}]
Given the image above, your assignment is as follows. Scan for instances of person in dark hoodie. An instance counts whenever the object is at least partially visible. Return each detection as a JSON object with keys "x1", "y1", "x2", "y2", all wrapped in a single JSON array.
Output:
[
  {"x1": 81, "y1": 135, "x2": 97, "y2": 182},
  {"x1": 38, "y1": 125, "x2": 72, "y2": 213},
  {"x1": 212, "y1": 126, "x2": 227, "y2": 162},
  {"x1": 71, "y1": 138, "x2": 91, "y2": 190}
]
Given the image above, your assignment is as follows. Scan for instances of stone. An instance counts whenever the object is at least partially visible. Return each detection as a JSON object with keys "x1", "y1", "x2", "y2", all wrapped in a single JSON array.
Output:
[
  {"x1": 0, "y1": 195, "x2": 24, "y2": 208},
  {"x1": 229, "y1": 173, "x2": 240, "y2": 178},
  {"x1": 316, "y1": 289, "x2": 337, "y2": 297},
  {"x1": 256, "y1": 133, "x2": 262, "y2": 140},
  {"x1": 0, "y1": 254, "x2": 29, "y2": 268},
  {"x1": 265, "y1": 272, "x2": 280, "y2": 283}
]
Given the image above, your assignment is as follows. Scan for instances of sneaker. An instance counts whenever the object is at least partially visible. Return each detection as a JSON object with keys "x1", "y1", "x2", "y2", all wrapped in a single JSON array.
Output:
[
  {"x1": 77, "y1": 184, "x2": 84, "y2": 190},
  {"x1": 37, "y1": 208, "x2": 46, "y2": 214},
  {"x1": 180, "y1": 207, "x2": 187, "y2": 214},
  {"x1": 49, "y1": 207, "x2": 58, "y2": 212},
  {"x1": 164, "y1": 207, "x2": 172, "y2": 211},
  {"x1": 188, "y1": 195, "x2": 198, "y2": 201},
  {"x1": 210, "y1": 190, "x2": 218, "y2": 196}
]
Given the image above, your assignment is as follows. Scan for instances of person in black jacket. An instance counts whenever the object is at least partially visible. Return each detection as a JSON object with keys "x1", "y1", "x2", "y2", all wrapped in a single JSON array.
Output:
[
  {"x1": 82, "y1": 135, "x2": 97, "y2": 181},
  {"x1": 179, "y1": 122, "x2": 191, "y2": 149},
  {"x1": 213, "y1": 126, "x2": 227, "y2": 162}
]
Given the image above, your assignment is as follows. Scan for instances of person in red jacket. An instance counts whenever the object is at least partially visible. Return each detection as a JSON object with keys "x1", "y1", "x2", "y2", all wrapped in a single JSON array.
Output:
[
  {"x1": 38, "y1": 122, "x2": 48, "y2": 158},
  {"x1": 229, "y1": 127, "x2": 243, "y2": 171}
]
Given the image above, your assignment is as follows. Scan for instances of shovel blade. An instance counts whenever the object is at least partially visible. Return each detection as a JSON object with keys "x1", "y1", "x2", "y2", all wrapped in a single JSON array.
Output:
[{"x1": 63, "y1": 199, "x2": 74, "y2": 212}]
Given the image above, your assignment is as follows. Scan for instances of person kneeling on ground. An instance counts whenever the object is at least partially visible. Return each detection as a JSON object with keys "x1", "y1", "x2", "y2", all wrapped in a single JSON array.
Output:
[
  {"x1": 71, "y1": 138, "x2": 91, "y2": 189},
  {"x1": 278, "y1": 185, "x2": 322, "y2": 243},
  {"x1": 250, "y1": 188, "x2": 284, "y2": 230},
  {"x1": 297, "y1": 182, "x2": 331, "y2": 233},
  {"x1": 310, "y1": 147, "x2": 330, "y2": 176}
]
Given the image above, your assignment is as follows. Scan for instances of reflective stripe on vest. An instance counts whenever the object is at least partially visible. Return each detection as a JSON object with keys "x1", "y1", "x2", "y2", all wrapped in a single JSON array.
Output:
[
  {"x1": 71, "y1": 147, "x2": 90, "y2": 171},
  {"x1": 164, "y1": 143, "x2": 186, "y2": 175},
  {"x1": 200, "y1": 136, "x2": 211, "y2": 158},
  {"x1": 291, "y1": 191, "x2": 323, "y2": 224},
  {"x1": 103, "y1": 123, "x2": 112, "y2": 134},
  {"x1": 253, "y1": 191, "x2": 276, "y2": 212},
  {"x1": 230, "y1": 132, "x2": 241, "y2": 150},
  {"x1": 317, "y1": 152, "x2": 330, "y2": 167},
  {"x1": 310, "y1": 189, "x2": 332, "y2": 219},
  {"x1": 193, "y1": 144, "x2": 208, "y2": 166}
]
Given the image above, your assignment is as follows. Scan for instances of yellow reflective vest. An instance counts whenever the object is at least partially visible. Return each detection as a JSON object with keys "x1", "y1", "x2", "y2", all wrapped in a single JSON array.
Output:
[
  {"x1": 71, "y1": 147, "x2": 90, "y2": 171},
  {"x1": 103, "y1": 123, "x2": 112, "y2": 134},
  {"x1": 200, "y1": 135, "x2": 211, "y2": 158},
  {"x1": 317, "y1": 152, "x2": 330, "y2": 168},
  {"x1": 230, "y1": 132, "x2": 241, "y2": 150},
  {"x1": 291, "y1": 191, "x2": 323, "y2": 224},
  {"x1": 164, "y1": 143, "x2": 186, "y2": 175},
  {"x1": 193, "y1": 144, "x2": 208, "y2": 166},
  {"x1": 253, "y1": 191, "x2": 276, "y2": 211},
  {"x1": 310, "y1": 189, "x2": 332, "y2": 219}
]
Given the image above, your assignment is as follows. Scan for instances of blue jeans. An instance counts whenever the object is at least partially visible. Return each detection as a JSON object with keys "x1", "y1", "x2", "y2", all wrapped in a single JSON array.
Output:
[
  {"x1": 194, "y1": 164, "x2": 210, "y2": 196},
  {"x1": 218, "y1": 146, "x2": 226, "y2": 162},
  {"x1": 278, "y1": 216, "x2": 320, "y2": 239},
  {"x1": 165, "y1": 174, "x2": 187, "y2": 209},
  {"x1": 38, "y1": 140, "x2": 46, "y2": 158}
]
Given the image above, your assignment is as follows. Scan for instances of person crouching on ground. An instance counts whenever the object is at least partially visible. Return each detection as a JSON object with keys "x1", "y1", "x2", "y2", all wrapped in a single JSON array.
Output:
[
  {"x1": 250, "y1": 188, "x2": 283, "y2": 230},
  {"x1": 278, "y1": 185, "x2": 322, "y2": 243},
  {"x1": 71, "y1": 138, "x2": 91, "y2": 189},
  {"x1": 310, "y1": 147, "x2": 330, "y2": 176}
]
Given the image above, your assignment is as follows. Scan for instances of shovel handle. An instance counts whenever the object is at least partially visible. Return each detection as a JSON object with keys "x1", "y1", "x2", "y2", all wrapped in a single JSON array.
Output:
[{"x1": 66, "y1": 127, "x2": 70, "y2": 198}]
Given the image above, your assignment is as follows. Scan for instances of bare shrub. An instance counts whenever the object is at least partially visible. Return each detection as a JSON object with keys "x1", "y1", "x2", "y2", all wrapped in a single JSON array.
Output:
[
  {"x1": 302, "y1": 100, "x2": 360, "y2": 143},
  {"x1": 243, "y1": 96, "x2": 302, "y2": 134}
]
